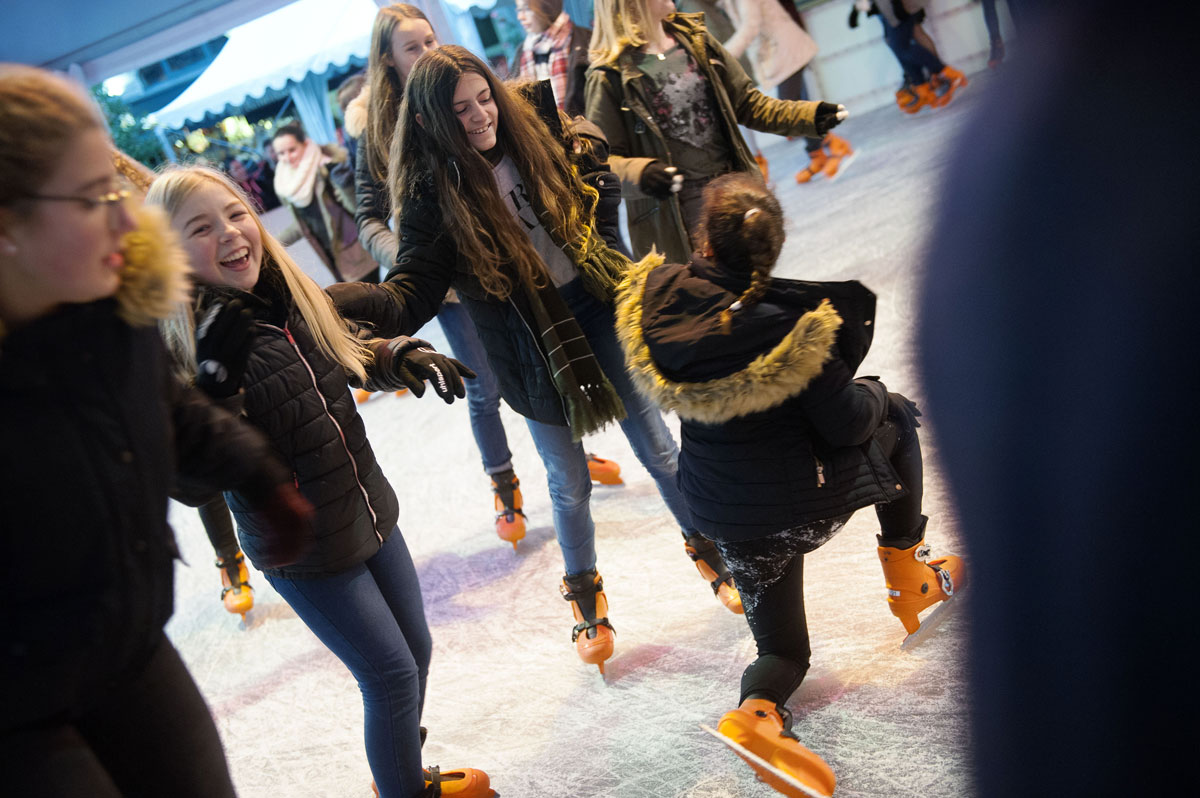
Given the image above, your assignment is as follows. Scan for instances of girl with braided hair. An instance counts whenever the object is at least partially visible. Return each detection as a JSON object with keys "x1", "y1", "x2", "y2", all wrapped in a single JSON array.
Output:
[{"x1": 615, "y1": 173, "x2": 965, "y2": 797}]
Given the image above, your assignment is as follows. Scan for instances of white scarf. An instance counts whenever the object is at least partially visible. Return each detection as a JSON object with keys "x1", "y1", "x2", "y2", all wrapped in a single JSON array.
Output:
[{"x1": 273, "y1": 138, "x2": 328, "y2": 208}]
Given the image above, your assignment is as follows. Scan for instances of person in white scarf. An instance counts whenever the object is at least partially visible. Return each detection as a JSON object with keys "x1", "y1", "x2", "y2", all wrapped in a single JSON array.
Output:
[{"x1": 272, "y1": 122, "x2": 376, "y2": 282}]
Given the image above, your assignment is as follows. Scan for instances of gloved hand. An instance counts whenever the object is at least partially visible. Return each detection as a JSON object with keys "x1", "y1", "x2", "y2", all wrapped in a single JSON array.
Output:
[
  {"x1": 368, "y1": 337, "x2": 476, "y2": 403},
  {"x1": 887, "y1": 391, "x2": 923, "y2": 429},
  {"x1": 639, "y1": 161, "x2": 684, "y2": 200},
  {"x1": 814, "y1": 102, "x2": 849, "y2": 136},
  {"x1": 251, "y1": 483, "x2": 315, "y2": 569},
  {"x1": 195, "y1": 298, "x2": 255, "y2": 398}
]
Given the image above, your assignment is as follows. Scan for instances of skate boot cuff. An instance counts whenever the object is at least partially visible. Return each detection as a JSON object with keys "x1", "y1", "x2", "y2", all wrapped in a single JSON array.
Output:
[
  {"x1": 562, "y1": 570, "x2": 615, "y2": 642},
  {"x1": 684, "y1": 534, "x2": 736, "y2": 593}
]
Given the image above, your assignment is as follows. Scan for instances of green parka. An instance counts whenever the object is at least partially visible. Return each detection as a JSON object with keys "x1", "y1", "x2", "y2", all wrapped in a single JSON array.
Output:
[{"x1": 584, "y1": 12, "x2": 821, "y2": 264}]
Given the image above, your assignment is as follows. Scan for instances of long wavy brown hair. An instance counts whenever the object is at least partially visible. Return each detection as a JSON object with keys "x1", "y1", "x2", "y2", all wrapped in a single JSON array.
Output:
[
  {"x1": 390, "y1": 45, "x2": 601, "y2": 300},
  {"x1": 364, "y1": 3, "x2": 432, "y2": 186}
]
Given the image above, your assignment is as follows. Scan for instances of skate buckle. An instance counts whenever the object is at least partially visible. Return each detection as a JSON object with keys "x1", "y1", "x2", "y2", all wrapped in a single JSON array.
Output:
[{"x1": 935, "y1": 566, "x2": 954, "y2": 597}]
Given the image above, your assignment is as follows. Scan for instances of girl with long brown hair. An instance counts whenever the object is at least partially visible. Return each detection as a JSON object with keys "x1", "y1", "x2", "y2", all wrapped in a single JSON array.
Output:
[
  {"x1": 346, "y1": 3, "x2": 624, "y2": 550},
  {"x1": 327, "y1": 45, "x2": 744, "y2": 674}
]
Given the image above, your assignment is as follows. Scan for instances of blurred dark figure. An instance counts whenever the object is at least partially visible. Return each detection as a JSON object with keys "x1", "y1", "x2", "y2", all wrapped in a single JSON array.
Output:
[{"x1": 919, "y1": 3, "x2": 1195, "y2": 796}]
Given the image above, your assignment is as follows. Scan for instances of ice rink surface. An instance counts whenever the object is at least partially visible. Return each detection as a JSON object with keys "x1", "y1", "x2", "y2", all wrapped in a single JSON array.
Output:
[{"x1": 167, "y1": 76, "x2": 990, "y2": 797}]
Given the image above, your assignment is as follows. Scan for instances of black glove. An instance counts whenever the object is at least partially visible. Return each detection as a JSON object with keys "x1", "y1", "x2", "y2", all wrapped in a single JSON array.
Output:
[
  {"x1": 368, "y1": 337, "x2": 476, "y2": 403},
  {"x1": 887, "y1": 391, "x2": 923, "y2": 429},
  {"x1": 195, "y1": 298, "x2": 255, "y2": 398},
  {"x1": 814, "y1": 102, "x2": 848, "y2": 136},
  {"x1": 639, "y1": 161, "x2": 683, "y2": 200}
]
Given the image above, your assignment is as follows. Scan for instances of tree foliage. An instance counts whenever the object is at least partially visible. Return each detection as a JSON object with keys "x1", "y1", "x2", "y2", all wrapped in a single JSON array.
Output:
[{"x1": 90, "y1": 86, "x2": 166, "y2": 169}]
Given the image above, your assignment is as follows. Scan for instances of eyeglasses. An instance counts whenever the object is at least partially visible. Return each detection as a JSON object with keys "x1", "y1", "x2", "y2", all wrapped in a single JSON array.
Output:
[{"x1": 22, "y1": 189, "x2": 132, "y2": 212}]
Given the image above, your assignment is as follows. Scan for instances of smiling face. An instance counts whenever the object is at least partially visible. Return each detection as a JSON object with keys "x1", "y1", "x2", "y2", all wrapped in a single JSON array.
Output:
[
  {"x1": 452, "y1": 71, "x2": 499, "y2": 153},
  {"x1": 389, "y1": 18, "x2": 439, "y2": 83},
  {"x1": 171, "y1": 180, "x2": 262, "y2": 292},
  {"x1": 0, "y1": 126, "x2": 137, "y2": 326},
  {"x1": 272, "y1": 133, "x2": 305, "y2": 169}
]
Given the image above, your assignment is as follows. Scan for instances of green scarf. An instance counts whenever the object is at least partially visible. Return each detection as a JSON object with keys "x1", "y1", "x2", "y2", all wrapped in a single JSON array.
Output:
[{"x1": 520, "y1": 274, "x2": 626, "y2": 441}]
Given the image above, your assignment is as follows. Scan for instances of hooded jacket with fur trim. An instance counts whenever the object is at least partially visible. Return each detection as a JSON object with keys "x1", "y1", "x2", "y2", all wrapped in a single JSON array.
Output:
[
  {"x1": 0, "y1": 207, "x2": 288, "y2": 729},
  {"x1": 614, "y1": 255, "x2": 905, "y2": 541}
]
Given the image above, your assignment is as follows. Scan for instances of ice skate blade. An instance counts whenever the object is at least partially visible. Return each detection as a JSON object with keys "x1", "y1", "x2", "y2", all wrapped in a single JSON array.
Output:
[
  {"x1": 825, "y1": 150, "x2": 858, "y2": 183},
  {"x1": 899, "y1": 594, "x2": 959, "y2": 651},
  {"x1": 700, "y1": 724, "x2": 832, "y2": 798}
]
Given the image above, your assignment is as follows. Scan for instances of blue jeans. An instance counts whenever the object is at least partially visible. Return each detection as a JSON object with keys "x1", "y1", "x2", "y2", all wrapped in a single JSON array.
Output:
[
  {"x1": 265, "y1": 530, "x2": 431, "y2": 798},
  {"x1": 437, "y1": 301, "x2": 513, "y2": 475},
  {"x1": 881, "y1": 16, "x2": 945, "y2": 85},
  {"x1": 526, "y1": 280, "x2": 698, "y2": 575}
]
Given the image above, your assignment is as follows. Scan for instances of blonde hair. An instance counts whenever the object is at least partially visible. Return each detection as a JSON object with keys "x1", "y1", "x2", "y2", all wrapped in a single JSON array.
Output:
[
  {"x1": 392, "y1": 46, "x2": 607, "y2": 301},
  {"x1": 0, "y1": 64, "x2": 105, "y2": 208},
  {"x1": 145, "y1": 165, "x2": 372, "y2": 384},
  {"x1": 365, "y1": 3, "x2": 433, "y2": 186},
  {"x1": 590, "y1": 0, "x2": 659, "y2": 66}
]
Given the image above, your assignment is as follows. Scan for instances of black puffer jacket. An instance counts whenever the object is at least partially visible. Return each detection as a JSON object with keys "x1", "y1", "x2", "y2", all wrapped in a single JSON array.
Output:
[
  {"x1": 328, "y1": 134, "x2": 629, "y2": 426},
  {"x1": 1, "y1": 299, "x2": 285, "y2": 730},
  {"x1": 615, "y1": 255, "x2": 905, "y2": 542},
  {"x1": 201, "y1": 270, "x2": 399, "y2": 579}
]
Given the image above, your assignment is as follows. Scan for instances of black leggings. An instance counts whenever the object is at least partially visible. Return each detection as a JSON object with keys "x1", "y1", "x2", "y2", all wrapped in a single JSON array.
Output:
[
  {"x1": 716, "y1": 396, "x2": 925, "y2": 707},
  {"x1": 2, "y1": 635, "x2": 237, "y2": 798},
  {"x1": 198, "y1": 494, "x2": 240, "y2": 561}
]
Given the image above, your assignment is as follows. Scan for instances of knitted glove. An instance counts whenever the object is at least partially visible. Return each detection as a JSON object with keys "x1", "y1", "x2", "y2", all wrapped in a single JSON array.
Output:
[
  {"x1": 814, "y1": 102, "x2": 849, "y2": 136},
  {"x1": 639, "y1": 161, "x2": 684, "y2": 200},
  {"x1": 367, "y1": 337, "x2": 476, "y2": 403},
  {"x1": 195, "y1": 298, "x2": 255, "y2": 398}
]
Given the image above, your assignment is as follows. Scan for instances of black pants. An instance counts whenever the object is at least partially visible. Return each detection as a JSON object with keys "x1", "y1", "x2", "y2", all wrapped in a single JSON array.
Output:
[
  {"x1": 2, "y1": 635, "x2": 237, "y2": 798},
  {"x1": 716, "y1": 396, "x2": 925, "y2": 707},
  {"x1": 198, "y1": 494, "x2": 240, "y2": 561}
]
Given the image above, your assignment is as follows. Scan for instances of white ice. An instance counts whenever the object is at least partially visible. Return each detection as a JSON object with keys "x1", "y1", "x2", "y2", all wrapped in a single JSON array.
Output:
[{"x1": 166, "y1": 76, "x2": 986, "y2": 798}]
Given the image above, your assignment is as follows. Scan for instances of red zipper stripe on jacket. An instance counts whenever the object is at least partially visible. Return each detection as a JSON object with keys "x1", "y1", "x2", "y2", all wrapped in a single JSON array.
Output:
[{"x1": 273, "y1": 322, "x2": 382, "y2": 543}]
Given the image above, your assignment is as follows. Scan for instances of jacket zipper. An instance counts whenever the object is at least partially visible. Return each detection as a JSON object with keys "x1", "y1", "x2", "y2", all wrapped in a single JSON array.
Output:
[
  {"x1": 814, "y1": 455, "x2": 826, "y2": 487},
  {"x1": 272, "y1": 322, "x2": 382, "y2": 543}
]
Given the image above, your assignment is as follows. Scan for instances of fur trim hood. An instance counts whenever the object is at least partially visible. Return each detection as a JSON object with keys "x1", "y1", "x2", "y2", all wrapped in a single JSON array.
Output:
[
  {"x1": 345, "y1": 83, "x2": 370, "y2": 140},
  {"x1": 115, "y1": 203, "x2": 192, "y2": 327},
  {"x1": 614, "y1": 255, "x2": 844, "y2": 424}
]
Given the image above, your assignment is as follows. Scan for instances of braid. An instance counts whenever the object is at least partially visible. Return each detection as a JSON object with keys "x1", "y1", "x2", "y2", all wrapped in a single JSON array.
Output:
[
  {"x1": 700, "y1": 175, "x2": 785, "y2": 334},
  {"x1": 719, "y1": 266, "x2": 772, "y2": 333}
]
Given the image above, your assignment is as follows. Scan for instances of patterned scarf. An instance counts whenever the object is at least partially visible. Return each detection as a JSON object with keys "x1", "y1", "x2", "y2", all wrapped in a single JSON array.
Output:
[
  {"x1": 518, "y1": 12, "x2": 573, "y2": 112},
  {"x1": 519, "y1": 272, "x2": 626, "y2": 440}
]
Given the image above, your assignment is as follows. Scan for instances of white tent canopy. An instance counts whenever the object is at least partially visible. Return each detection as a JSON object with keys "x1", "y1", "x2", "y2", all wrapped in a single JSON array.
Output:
[{"x1": 153, "y1": 0, "x2": 385, "y2": 139}]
